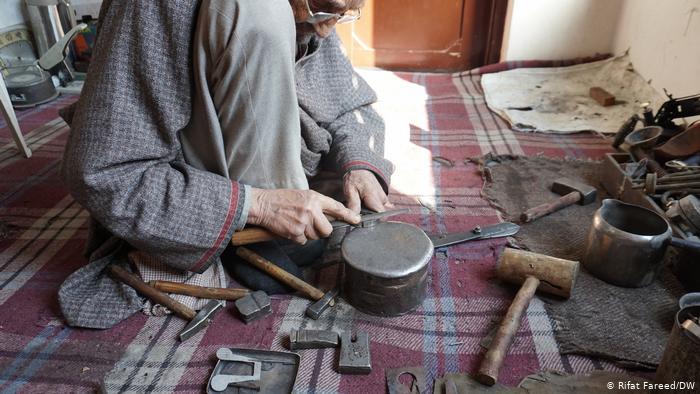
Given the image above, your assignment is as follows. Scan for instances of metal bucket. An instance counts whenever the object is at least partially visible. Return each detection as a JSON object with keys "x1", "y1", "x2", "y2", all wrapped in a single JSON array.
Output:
[
  {"x1": 582, "y1": 199, "x2": 672, "y2": 287},
  {"x1": 653, "y1": 305, "x2": 700, "y2": 392},
  {"x1": 341, "y1": 221, "x2": 433, "y2": 316}
]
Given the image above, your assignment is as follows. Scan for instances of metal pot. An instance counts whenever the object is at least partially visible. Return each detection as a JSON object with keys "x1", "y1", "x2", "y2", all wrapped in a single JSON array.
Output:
[
  {"x1": 582, "y1": 199, "x2": 672, "y2": 287},
  {"x1": 654, "y1": 305, "x2": 700, "y2": 391},
  {"x1": 583, "y1": 199, "x2": 700, "y2": 287},
  {"x1": 341, "y1": 221, "x2": 433, "y2": 317},
  {"x1": 5, "y1": 64, "x2": 58, "y2": 108}
]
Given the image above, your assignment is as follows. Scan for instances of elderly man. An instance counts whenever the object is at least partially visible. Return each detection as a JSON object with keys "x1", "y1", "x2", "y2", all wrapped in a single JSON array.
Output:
[{"x1": 58, "y1": 0, "x2": 393, "y2": 328}]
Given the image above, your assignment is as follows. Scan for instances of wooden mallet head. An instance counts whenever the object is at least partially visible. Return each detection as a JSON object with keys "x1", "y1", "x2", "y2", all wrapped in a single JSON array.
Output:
[{"x1": 496, "y1": 248, "x2": 579, "y2": 298}]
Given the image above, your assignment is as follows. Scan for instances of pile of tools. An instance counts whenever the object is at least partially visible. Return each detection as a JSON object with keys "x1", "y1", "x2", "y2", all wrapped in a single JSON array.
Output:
[{"x1": 612, "y1": 92, "x2": 700, "y2": 239}]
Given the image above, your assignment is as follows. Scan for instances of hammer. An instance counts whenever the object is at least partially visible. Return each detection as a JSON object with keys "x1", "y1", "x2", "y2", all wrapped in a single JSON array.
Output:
[
  {"x1": 236, "y1": 247, "x2": 336, "y2": 319},
  {"x1": 476, "y1": 249, "x2": 579, "y2": 386},
  {"x1": 148, "y1": 280, "x2": 250, "y2": 301},
  {"x1": 520, "y1": 178, "x2": 597, "y2": 223},
  {"x1": 107, "y1": 265, "x2": 223, "y2": 341}
]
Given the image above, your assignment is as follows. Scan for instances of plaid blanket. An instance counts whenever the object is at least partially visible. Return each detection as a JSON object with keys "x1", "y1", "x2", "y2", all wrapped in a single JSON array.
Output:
[{"x1": 1, "y1": 63, "x2": 618, "y2": 393}]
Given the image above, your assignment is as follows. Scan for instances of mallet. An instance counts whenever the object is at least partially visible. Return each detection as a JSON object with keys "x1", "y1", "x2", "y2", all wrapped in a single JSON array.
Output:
[
  {"x1": 236, "y1": 247, "x2": 337, "y2": 319},
  {"x1": 107, "y1": 265, "x2": 223, "y2": 341},
  {"x1": 520, "y1": 178, "x2": 597, "y2": 223},
  {"x1": 475, "y1": 248, "x2": 579, "y2": 386}
]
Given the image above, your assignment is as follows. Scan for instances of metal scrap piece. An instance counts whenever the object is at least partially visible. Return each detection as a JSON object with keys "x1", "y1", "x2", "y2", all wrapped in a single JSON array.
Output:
[
  {"x1": 338, "y1": 331, "x2": 371, "y2": 374},
  {"x1": 305, "y1": 288, "x2": 338, "y2": 320},
  {"x1": 386, "y1": 366, "x2": 427, "y2": 394},
  {"x1": 234, "y1": 290, "x2": 271, "y2": 324},
  {"x1": 289, "y1": 329, "x2": 339, "y2": 350},
  {"x1": 211, "y1": 350, "x2": 261, "y2": 392},
  {"x1": 432, "y1": 156, "x2": 455, "y2": 167}
]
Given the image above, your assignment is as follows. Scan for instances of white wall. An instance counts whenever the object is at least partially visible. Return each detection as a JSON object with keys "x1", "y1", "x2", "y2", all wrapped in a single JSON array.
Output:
[
  {"x1": 612, "y1": 0, "x2": 700, "y2": 97},
  {"x1": 0, "y1": 0, "x2": 102, "y2": 31},
  {"x1": 501, "y1": 0, "x2": 623, "y2": 61},
  {"x1": 0, "y1": 0, "x2": 27, "y2": 31}
]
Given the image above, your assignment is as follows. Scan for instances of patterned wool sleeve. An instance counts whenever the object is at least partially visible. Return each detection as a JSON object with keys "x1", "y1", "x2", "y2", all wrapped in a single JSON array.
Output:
[
  {"x1": 60, "y1": 1, "x2": 245, "y2": 273},
  {"x1": 296, "y1": 31, "x2": 394, "y2": 192}
]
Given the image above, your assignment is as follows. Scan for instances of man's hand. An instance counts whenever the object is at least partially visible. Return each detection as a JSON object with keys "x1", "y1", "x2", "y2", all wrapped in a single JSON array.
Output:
[
  {"x1": 343, "y1": 169, "x2": 393, "y2": 214},
  {"x1": 247, "y1": 188, "x2": 360, "y2": 244}
]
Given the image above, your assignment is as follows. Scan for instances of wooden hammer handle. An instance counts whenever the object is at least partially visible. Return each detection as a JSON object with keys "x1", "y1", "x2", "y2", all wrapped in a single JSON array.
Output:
[
  {"x1": 476, "y1": 275, "x2": 540, "y2": 386},
  {"x1": 231, "y1": 227, "x2": 277, "y2": 246},
  {"x1": 520, "y1": 191, "x2": 580, "y2": 223},
  {"x1": 149, "y1": 280, "x2": 250, "y2": 300},
  {"x1": 236, "y1": 247, "x2": 325, "y2": 300},
  {"x1": 106, "y1": 265, "x2": 196, "y2": 320}
]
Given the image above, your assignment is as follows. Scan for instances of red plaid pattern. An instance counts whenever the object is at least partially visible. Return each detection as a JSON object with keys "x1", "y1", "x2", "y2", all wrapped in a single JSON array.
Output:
[{"x1": 0, "y1": 62, "x2": 620, "y2": 393}]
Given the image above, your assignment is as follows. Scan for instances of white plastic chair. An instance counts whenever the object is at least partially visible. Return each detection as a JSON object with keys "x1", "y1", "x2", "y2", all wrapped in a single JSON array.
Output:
[{"x1": 0, "y1": 75, "x2": 32, "y2": 158}]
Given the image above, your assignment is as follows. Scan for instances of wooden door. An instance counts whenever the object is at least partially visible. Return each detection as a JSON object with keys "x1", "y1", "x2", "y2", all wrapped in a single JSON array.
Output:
[{"x1": 336, "y1": 0, "x2": 507, "y2": 71}]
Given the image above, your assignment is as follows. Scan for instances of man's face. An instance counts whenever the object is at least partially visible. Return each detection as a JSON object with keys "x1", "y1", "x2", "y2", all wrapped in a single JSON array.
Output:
[{"x1": 291, "y1": 0, "x2": 355, "y2": 38}]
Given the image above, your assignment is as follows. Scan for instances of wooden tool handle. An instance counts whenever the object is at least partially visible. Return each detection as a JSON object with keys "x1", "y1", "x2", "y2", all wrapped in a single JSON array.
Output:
[
  {"x1": 149, "y1": 280, "x2": 250, "y2": 300},
  {"x1": 476, "y1": 275, "x2": 540, "y2": 386},
  {"x1": 631, "y1": 147, "x2": 667, "y2": 177},
  {"x1": 106, "y1": 265, "x2": 196, "y2": 320},
  {"x1": 236, "y1": 247, "x2": 325, "y2": 300},
  {"x1": 231, "y1": 227, "x2": 278, "y2": 246},
  {"x1": 520, "y1": 191, "x2": 581, "y2": 223}
]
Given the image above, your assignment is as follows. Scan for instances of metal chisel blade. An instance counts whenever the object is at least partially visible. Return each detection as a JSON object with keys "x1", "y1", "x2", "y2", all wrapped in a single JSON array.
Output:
[
  {"x1": 429, "y1": 222, "x2": 520, "y2": 248},
  {"x1": 330, "y1": 208, "x2": 410, "y2": 229}
]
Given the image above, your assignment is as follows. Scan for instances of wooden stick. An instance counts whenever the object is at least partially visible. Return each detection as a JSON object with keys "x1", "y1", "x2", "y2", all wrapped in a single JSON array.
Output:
[
  {"x1": 520, "y1": 191, "x2": 581, "y2": 223},
  {"x1": 231, "y1": 227, "x2": 278, "y2": 246},
  {"x1": 149, "y1": 280, "x2": 250, "y2": 300},
  {"x1": 476, "y1": 275, "x2": 540, "y2": 386},
  {"x1": 106, "y1": 265, "x2": 196, "y2": 320},
  {"x1": 236, "y1": 247, "x2": 325, "y2": 300}
]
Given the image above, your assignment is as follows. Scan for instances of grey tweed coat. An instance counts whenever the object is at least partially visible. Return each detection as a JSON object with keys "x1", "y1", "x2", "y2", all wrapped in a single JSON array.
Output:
[{"x1": 58, "y1": 0, "x2": 393, "y2": 328}]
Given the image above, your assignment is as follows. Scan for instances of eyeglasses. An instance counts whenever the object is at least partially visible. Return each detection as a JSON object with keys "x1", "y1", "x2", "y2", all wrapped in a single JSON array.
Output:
[{"x1": 303, "y1": 0, "x2": 362, "y2": 24}]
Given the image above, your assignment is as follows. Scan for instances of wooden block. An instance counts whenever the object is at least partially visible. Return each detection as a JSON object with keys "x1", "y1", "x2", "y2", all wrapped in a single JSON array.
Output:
[{"x1": 589, "y1": 87, "x2": 616, "y2": 106}]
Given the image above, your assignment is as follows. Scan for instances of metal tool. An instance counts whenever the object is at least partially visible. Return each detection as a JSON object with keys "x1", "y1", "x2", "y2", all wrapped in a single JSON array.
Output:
[
  {"x1": 666, "y1": 160, "x2": 700, "y2": 171},
  {"x1": 208, "y1": 348, "x2": 300, "y2": 394},
  {"x1": 106, "y1": 265, "x2": 223, "y2": 341},
  {"x1": 210, "y1": 350, "x2": 261, "y2": 392},
  {"x1": 331, "y1": 208, "x2": 409, "y2": 229},
  {"x1": 611, "y1": 114, "x2": 640, "y2": 149},
  {"x1": 338, "y1": 331, "x2": 372, "y2": 374},
  {"x1": 520, "y1": 178, "x2": 597, "y2": 223},
  {"x1": 624, "y1": 126, "x2": 668, "y2": 177},
  {"x1": 476, "y1": 248, "x2": 579, "y2": 386},
  {"x1": 231, "y1": 209, "x2": 409, "y2": 246},
  {"x1": 289, "y1": 329, "x2": 339, "y2": 350},
  {"x1": 386, "y1": 367, "x2": 427, "y2": 394},
  {"x1": 236, "y1": 247, "x2": 337, "y2": 319},
  {"x1": 234, "y1": 290, "x2": 272, "y2": 324},
  {"x1": 666, "y1": 195, "x2": 700, "y2": 233},
  {"x1": 429, "y1": 222, "x2": 519, "y2": 248},
  {"x1": 149, "y1": 280, "x2": 250, "y2": 301},
  {"x1": 306, "y1": 288, "x2": 339, "y2": 320},
  {"x1": 634, "y1": 172, "x2": 700, "y2": 193}
]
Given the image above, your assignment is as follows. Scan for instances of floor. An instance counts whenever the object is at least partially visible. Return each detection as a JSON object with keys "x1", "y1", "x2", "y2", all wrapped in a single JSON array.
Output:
[{"x1": 0, "y1": 65, "x2": 621, "y2": 393}]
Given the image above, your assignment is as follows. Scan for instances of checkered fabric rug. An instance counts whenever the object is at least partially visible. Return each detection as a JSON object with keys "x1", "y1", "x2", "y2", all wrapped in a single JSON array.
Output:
[{"x1": 1, "y1": 62, "x2": 619, "y2": 393}]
